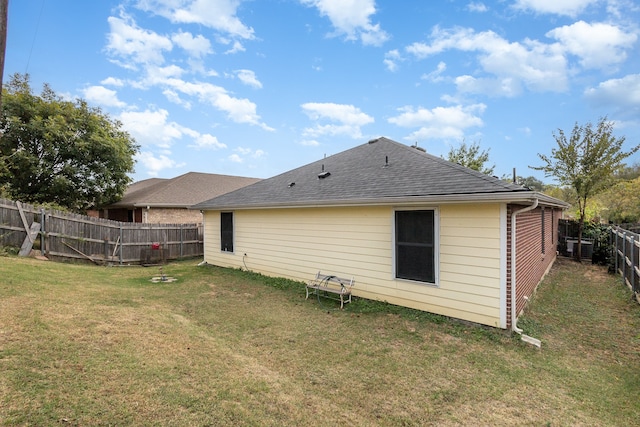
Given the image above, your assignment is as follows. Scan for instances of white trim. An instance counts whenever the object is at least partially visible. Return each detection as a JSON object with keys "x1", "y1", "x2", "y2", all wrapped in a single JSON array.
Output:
[
  {"x1": 499, "y1": 203, "x2": 508, "y2": 329},
  {"x1": 392, "y1": 206, "x2": 440, "y2": 286},
  {"x1": 220, "y1": 211, "x2": 235, "y2": 254},
  {"x1": 196, "y1": 191, "x2": 569, "y2": 211}
]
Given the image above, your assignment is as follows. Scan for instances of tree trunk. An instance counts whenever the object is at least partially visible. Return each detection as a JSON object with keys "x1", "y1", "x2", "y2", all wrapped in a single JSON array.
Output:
[{"x1": 576, "y1": 210, "x2": 585, "y2": 262}]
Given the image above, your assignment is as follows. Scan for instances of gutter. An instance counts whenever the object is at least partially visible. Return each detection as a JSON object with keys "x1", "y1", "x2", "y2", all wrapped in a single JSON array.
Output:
[
  {"x1": 194, "y1": 191, "x2": 569, "y2": 211},
  {"x1": 510, "y1": 198, "x2": 542, "y2": 348}
]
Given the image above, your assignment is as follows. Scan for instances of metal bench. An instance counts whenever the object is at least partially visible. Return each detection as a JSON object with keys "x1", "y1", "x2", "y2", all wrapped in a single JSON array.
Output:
[{"x1": 305, "y1": 272, "x2": 355, "y2": 309}]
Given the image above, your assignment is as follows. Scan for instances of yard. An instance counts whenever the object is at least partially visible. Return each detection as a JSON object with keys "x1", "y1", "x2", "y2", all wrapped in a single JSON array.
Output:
[{"x1": 0, "y1": 255, "x2": 638, "y2": 426}]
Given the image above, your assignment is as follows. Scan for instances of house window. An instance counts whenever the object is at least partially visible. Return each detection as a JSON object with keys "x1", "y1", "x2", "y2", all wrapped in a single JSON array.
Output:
[
  {"x1": 221, "y1": 212, "x2": 234, "y2": 252},
  {"x1": 395, "y1": 209, "x2": 437, "y2": 284},
  {"x1": 541, "y1": 207, "x2": 545, "y2": 254}
]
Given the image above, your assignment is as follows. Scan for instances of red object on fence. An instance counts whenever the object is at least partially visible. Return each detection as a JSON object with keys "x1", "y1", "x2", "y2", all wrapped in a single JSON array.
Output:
[{"x1": 151, "y1": 242, "x2": 160, "y2": 250}]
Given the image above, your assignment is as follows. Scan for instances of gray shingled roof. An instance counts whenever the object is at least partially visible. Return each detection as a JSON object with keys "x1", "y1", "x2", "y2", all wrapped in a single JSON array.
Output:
[
  {"x1": 108, "y1": 172, "x2": 261, "y2": 208},
  {"x1": 193, "y1": 137, "x2": 568, "y2": 210}
]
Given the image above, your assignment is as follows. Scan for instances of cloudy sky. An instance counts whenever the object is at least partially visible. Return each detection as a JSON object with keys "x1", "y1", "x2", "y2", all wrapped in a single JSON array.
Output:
[{"x1": 5, "y1": 0, "x2": 640, "y2": 182}]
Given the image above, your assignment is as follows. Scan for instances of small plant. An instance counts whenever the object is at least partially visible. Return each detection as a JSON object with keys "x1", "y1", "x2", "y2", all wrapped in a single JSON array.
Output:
[{"x1": 0, "y1": 245, "x2": 19, "y2": 256}]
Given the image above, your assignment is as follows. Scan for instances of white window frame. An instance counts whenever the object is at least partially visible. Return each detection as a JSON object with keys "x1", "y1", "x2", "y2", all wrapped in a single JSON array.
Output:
[{"x1": 220, "y1": 211, "x2": 234, "y2": 253}]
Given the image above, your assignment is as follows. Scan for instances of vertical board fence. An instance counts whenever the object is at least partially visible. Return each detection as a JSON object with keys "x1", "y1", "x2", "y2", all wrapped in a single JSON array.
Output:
[
  {"x1": 611, "y1": 225, "x2": 640, "y2": 303},
  {"x1": 0, "y1": 198, "x2": 203, "y2": 264}
]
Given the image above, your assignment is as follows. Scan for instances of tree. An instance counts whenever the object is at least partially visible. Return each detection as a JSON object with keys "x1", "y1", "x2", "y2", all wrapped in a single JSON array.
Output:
[
  {"x1": 501, "y1": 174, "x2": 547, "y2": 191},
  {"x1": 615, "y1": 162, "x2": 640, "y2": 181},
  {"x1": 597, "y1": 177, "x2": 640, "y2": 224},
  {"x1": 531, "y1": 117, "x2": 640, "y2": 261},
  {"x1": 0, "y1": 73, "x2": 139, "y2": 212},
  {"x1": 445, "y1": 140, "x2": 495, "y2": 175}
]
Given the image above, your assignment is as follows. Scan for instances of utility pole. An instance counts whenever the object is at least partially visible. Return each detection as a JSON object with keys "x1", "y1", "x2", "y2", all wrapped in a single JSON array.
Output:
[{"x1": 0, "y1": 0, "x2": 7, "y2": 112}]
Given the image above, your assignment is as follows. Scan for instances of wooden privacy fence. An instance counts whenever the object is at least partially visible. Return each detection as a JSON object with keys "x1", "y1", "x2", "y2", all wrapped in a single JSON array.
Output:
[
  {"x1": 611, "y1": 225, "x2": 640, "y2": 303},
  {"x1": 0, "y1": 198, "x2": 203, "y2": 264}
]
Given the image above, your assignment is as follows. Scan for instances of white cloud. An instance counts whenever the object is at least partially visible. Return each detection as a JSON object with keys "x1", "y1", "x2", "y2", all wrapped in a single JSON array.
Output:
[
  {"x1": 223, "y1": 39, "x2": 246, "y2": 54},
  {"x1": 388, "y1": 103, "x2": 486, "y2": 141},
  {"x1": 100, "y1": 77, "x2": 125, "y2": 87},
  {"x1": 546, "y1": 21, "x2": 637, "y2": 69},
  {"x1": 214, "y1": 92, "x2": 273, "y2": 130},
  {"x1": 106, "y1": 14, "x2": 172, "y2": 66},
  {"x1": 512, "y1": 0, "x2": 599, "y2": 17},
  {"x1": 171, "y1": 31, "x2": 213, "y2": 57},
  {"x1": 384, "y1": 49, "x2": 402, "y2": 72},
  {"x1": 148, "y1": 78, "x2": 273, "y2": 129},
  {"x1": 421, "y1": 61, "x2": 447, "y2": 82},
  {"x1": 120, "y1": 108, "x2": 229, "y2": 155},
  {"x1": 406, "y1": 26, "x2": 568, "y2": 95},
  {"x1": 143, "y1": 65, "x2": 185, "y2": 86},
  {"x1": 234, "y1": 147, "x2": 265, "y2": 159},
  {"x1": 301, "y1": 0, "x2": 389, "y2": 46},
  {"x1": 235, "y1": 69, "x2": 263, "y2": 89},
  {"x1": 82, "y1": 86, "x2": 127, "y2": 108},
  {"x1": 137, "y1": 151, "x2": 182, "y2": 176},
  {"x1": 584, "y1": 74, "x2": 640, "y2": 110},
  {"x1": 228, "y1": 154, "x2": 243, "y2": 163},
  {"x1": 190, "y1": 133, "x2": 227, "y2": 150},
  {"x1": 162, "y1": 89, "x2": 192, "y2": 109},
  {"x1": 301, "y1": 102, "x2": 374, "y2": 139},
  {"x1": 466, "y1": 2, "x2": 488, "y2": 12},
  {"x1": 119, "y1": 109, "x2": 184, "y2": 148},
  {"x1": 135, "y1": 0, "x2": 255, "y2": 40}
]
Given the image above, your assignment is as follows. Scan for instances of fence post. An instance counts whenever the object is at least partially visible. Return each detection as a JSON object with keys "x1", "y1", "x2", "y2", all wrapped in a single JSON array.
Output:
[
  {"x1": 104, "y1": 238, "x2": 109, "y2": 261},
  {"x1": 119, "y1": 224, "x2": 123, "y2": 265},
  {"x1": 632, "y1": 234, "x2": 638, "y2": 294},
  {"x1": 622, "y1": 231, "x2": 627, "y2": 288},
  {"x1": 611, "y1": 226, "x2": 619, "y2": 274},
  {"x1": 40, "y1": 208, "x2": 46, "y2": 257},
  {"x1": 180, "y1": 224, "x2": 183, "y2": 259}
]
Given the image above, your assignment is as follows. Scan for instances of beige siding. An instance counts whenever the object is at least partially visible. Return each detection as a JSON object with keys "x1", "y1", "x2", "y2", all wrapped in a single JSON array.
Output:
[{"x1": 203, "y1": 203, "x2": 503, "y2": 327}]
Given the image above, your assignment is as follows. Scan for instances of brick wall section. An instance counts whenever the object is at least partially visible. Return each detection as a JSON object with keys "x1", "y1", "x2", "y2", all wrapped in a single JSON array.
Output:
[
  {"x1": 146, "y1": 208, "x2": 203, "y2": 224},
  {"x1": 507, "y1": 204, "x2": 561, "y2": 328}
]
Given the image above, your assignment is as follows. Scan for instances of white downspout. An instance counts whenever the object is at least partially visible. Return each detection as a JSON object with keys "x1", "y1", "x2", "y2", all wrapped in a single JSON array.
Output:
[{"x1": 510, "y1": 198, "x2": 538, "y2": 336}]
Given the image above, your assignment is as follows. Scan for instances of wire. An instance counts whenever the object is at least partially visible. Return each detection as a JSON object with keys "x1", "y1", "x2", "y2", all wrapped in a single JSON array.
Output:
[{"x1": 25, "y1": 0, "x2": 46, "y2": 73}]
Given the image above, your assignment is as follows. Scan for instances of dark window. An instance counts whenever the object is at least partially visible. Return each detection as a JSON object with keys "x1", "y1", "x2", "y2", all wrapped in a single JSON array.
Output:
[
  {"x1": 221, "y1": 212, "x2": 234, "y2": 252},
  {"x1": 395, "y1": 210, "x2": 435, "y2": 283},
  {"x1": 541, "y1": 207, "x2": 545, "y2": 254}
]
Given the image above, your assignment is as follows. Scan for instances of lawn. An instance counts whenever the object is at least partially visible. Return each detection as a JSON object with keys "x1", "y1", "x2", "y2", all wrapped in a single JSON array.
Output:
[{"x1": 0, "y1": 255, "x2": 638, "y2": 426}]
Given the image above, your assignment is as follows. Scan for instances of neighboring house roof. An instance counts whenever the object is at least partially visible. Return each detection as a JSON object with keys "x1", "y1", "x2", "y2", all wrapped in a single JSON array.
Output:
[
  {"x1": 193, "y1": 137, "x2": 569, "y2": 211},
  {"x1": 108, "y1": 172, "x2": 261, "y2": 208}
]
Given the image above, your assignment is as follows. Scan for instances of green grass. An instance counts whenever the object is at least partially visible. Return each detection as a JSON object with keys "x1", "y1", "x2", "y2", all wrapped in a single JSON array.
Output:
[{"x1": 0, "y1": 255, "x2": 638, "y2": 426}]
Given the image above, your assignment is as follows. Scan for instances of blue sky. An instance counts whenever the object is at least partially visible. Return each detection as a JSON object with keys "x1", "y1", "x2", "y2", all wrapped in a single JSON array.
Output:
[{"x1": 5, "y1": 0, "x2": 640, "y2": 183}]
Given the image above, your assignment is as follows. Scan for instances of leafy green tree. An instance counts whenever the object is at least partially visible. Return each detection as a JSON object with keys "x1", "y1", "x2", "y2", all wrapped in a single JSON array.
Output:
[
  {"x1": 531, "y1": 117, "x2": 640, "y2": 261},
  {"x1": 0, "y1": 73, "x2": 139, "y2": 212},
  {"x1": 445, "y1": 140, "x2": 495, "y2": 175},
  {"x1": 597, "y1": 177, "x2": 640, "y2": 224},
  {"x1": 501, "y1": 174, "x2": 547, "y2": 191},
  {"x1": 615, "y1": 162, "x2": 640, "y2": 181},
  {"x1": 517, "y1": 175, "x2": 546, "y2": 192}
]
